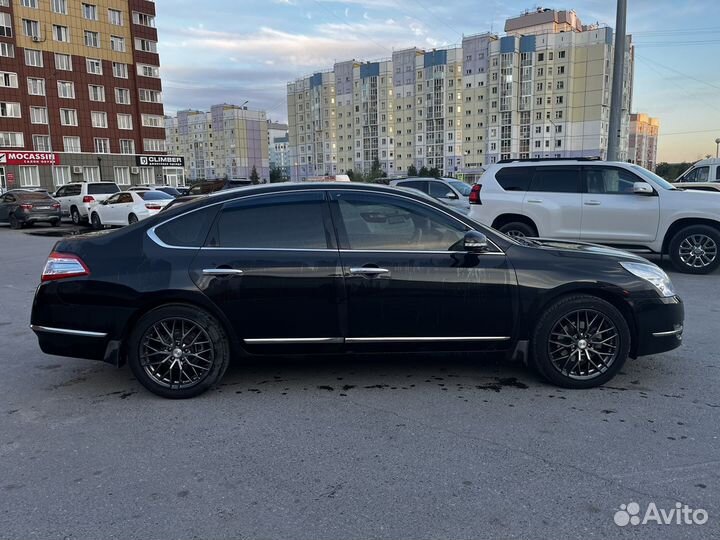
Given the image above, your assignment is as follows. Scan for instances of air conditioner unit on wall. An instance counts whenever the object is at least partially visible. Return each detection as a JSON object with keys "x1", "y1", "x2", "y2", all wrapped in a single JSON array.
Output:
[
  {"x1": 130, "y1": 167, "x2": 139, "y2": 174},
  {"x1": 72, "y1": 166, "x2": 83, "y2": 174}
]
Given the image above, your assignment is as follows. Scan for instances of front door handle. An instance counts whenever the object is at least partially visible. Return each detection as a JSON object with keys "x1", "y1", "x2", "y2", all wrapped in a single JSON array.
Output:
[
  {"x1": 349, "y1": 267, "x2": 390, "y2": 277},
  {"x1": 527, "y1": 199, "x2": 543, "y2": 204},
  {"x1": 584, "y1": 200, "x2": 602, "y2": 206},
  {"x1": 202, "y1": 268, "x2": 244, "y2": 276}
]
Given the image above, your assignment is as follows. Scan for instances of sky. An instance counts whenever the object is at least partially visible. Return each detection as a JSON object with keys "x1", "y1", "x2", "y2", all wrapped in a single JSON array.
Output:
[{"x1": 156, "y1": 0, "x2": 720, "y2": 163}]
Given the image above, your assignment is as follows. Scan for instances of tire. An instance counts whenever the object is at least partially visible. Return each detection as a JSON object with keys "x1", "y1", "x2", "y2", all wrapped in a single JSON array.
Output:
[
  {"x1": 127, "y1": 304, "x2": 231, "y2": 399},
  {"x1": 51, "y1": 219, "x2": 60, "y2": 227},
  {"x1": 90, "y1": 212, "x2": 102, "y2": 230},
  {"x1": 531, "y1": 295, "x2": 631, "y2": 389},
  {"x1": 128, "y1": 213, "x2": 138, "y2": 225},
  {"x1": 9, "y1": 214, "x2": 23, "y2": 230},
  {"x1": 70, "y1": 206, "x2": 81, "y2": 225},
  {"x1": 668, "y1": 225, "x2": 720, "y2": 275},
  {"x1": 498, "y1": 221, "x2": 537, "y2": 239}
]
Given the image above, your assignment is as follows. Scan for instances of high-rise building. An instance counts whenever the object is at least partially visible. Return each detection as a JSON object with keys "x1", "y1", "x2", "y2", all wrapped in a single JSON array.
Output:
[
  {"x1": 267, "y1": 120, "x2": 289, "y2": 179},
  {"x1": 165, "y1": 104, "x2": 269, "y2": 182},
  {"x1": 0, "y1": 0, "x2": 172, "y2": 191},
  {"x1": 287, "y1": 8, "x2": 634, "y2": 181},
  {"x1": 629, "y1": 113, "x2": 660, "y2": 171}
]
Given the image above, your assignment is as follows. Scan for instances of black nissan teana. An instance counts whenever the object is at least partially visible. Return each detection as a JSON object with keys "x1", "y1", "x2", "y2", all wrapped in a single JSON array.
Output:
[{"x1": 31, "y1": 183, "x2": 684, "y2": 398}]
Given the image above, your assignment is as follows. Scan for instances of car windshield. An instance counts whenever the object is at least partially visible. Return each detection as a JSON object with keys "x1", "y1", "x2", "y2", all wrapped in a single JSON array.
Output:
[
  {"x1": 630, "y1": 165, "x2": 677, "y2": 190},
  {"x1": 448, "y1": 180, "x2": 472, "y2": 196},
  {"x1": 88, "y1": 184, "x2": 120, "y2": 195},
  {"x1": 140, "y1": 191, "x2": 174, "y2": 200}
]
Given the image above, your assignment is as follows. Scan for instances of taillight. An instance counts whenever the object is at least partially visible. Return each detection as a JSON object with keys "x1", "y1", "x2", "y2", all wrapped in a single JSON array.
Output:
[
  {"x1": 145, "y1": 203, "x2": 162, "y2": 210},
  {"x1": 41, "y1": 252, "x2": 90, "y2": 282},
  {"x1": 52, "y1": 203, "x2": 60, "y2": 209},
  {"x1": 20, "y1": 203, "x2": 33, "y2": 211},
  {"x1": 469, "y1": 184, "x2": 482, "y2": 204},
  {"x1": 82, "y1": 195, "x2": 95, "y2": 203}
]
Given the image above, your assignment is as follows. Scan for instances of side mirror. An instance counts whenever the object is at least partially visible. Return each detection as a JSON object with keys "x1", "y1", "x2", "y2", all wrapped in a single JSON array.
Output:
[
  {"x1": 444, "y1": 191, "x2": 459, "y2": 200},
  {"x1": 633, "y1": 182, "x2": 654, "y2": 195},
  {"x1": 464, "y1": 231, "x2": 489, "y2": 252}
]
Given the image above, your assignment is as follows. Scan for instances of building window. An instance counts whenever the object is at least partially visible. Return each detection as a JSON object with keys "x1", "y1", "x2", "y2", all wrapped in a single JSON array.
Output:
[
  {"x1": 110, "y1": 35, "x2": 125, "y2": 52},
  {"x1": 24, "y1": 49, "x2": 43, "y2": 67},
  {"x1": 0, "y1": 102, "x2": 21, "y2": 118},
  {"x1": 91, "y1": 111, "x2": 108, "y2": 128},
  {"x1": 143, "y1": 139, "x2": 166, "y2": 152},
  {"x1": 63, "y1": 136, "x2": 81, "y2": 152},
  {"x1": 0, "y1": 132, "x2": 24, "y2": 147},
  {"x1": 84, "y1": 30, "x2": 100, "y2": 48},
  {"x1": 88, "y1": 84, "x2": 105, "y2": 102},
  {"x1": 117, "y1": 114, "x2": 133, "y2": 130},
  {"x1": 140, "y1": 168, "x2": 154, "y2": 184},
  {"x1": 22, "y1": 0, "x2": 38, "y2": 7},
  {"x1": 60, "y1": 108, "x2": 78, "y2": 126},
  {"x1": 30, "y1": 106, "x2": 47, "y2": 124},
  {"x1": 53, "y1": 166, "x2": 71, "y2": 186},
  {"x1": 32, "y1": 135, "x2": 51, "y2": 151},
  {"x1": 28, "y1": 77, "x2": 46, "y2": 96},
  {"x1": 112, "y1": 62, "x2": 128, "y2": 78},
  {"x1": 57, "y1": 80, "x2": 75, "y2": 98},
  {"x1": 52, "y1": 0, "x2": 67, "y2": 15},
  {"x1": 0, "y1": 71, "x2": 18, "y2": 88},
  {"x1": 132, "y1": 12, "x2": 155, "y2": 27},
  {"x1": 94, "y1": 138, "x2": 110, "y2": 153},
  {"x1": 86, "y1": 58, "x2": 103, "y2": 75},
  {"x1": 119, "y1": 139, "x2": 135, "y2": 154},
  {"x1": 141, "y1": 114, "x2": 164, "y2": 128},
  {"x1": 559, "y1": 51, "x2": 566, "y2": 59},
  {"x1": 115, "y1": 88, "x2": 131, "y2": 105},
  {"x1": 114, "y1": 167, "x2": 130, "y2": 186},
  {"x1": 55, "y1": 53, "x2": 72, "y2": 71},
  {"x1": 108, "y1": 9, "x2": 123, "y2": 26},
  {"x1": 82, "y1": 3, "x2": 98, "y2": 20},
  {"x1": 52, "y1": 25, "x2": 69, "y2": 42},
  {"x1": 557, "y1": 66, "x2": 565, "y2": 75},
  {"x1": 19, "y1": 166, "x2": 40, "y2": 187},
  {"x1": 556, "y1": 96, "x2": 564, "y2": 104},
  {"x1": 139, "y1": 89, "x2": 162, "y2": 103},
  {"x1": 134, "y1": 38, "x2": 157, "y2": 53},
  {"x1": 137, "y1": 64, "x2": 160, "y2": 78},
  {"x1": 0, "y1": 43, "x2": 14, "y2": 58},
  {"x1": 83, "y1": 166, "x2": 100, "y2": 182},
  {"x1": 22, "y1": 19, "x2": 40, "y2": 38},
  {"x1": 0, "y1": 13, "x2": 11, "y2": 38}
]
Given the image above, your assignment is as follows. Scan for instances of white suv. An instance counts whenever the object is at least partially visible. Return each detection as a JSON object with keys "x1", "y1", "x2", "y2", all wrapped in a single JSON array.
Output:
[
  {"x1": 53, "y1": 182, "x2": 120, "y2": 225},
  {"x1": 469, "y1": 159, "x2": 720, "y2": 274}
]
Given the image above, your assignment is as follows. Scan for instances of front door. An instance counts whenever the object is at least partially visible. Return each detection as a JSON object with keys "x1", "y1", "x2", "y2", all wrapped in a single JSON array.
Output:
[
  {"x1": 329, "y1": 189, "x2": 516, "y2": 351},
  {"x1": 190, "y1": 190, "x2": 345, "y2": 353},
  {"x1": 580, "y1": 165, "x2": 660, "y2": 244}
]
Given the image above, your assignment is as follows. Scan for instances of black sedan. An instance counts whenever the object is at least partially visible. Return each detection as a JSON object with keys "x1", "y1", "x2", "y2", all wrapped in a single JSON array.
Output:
[
  {"x1": 31, "y1": 183, "x2": 684, "y2": 398},
  {"x1": 1, "y1": 190, "x2": 61, "y2": 228}
]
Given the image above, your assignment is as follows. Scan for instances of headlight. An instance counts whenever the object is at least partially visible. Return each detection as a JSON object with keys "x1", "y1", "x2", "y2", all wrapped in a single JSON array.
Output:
[{"x1": 620, "y1": 262, "x2": 677, "y2": 298}]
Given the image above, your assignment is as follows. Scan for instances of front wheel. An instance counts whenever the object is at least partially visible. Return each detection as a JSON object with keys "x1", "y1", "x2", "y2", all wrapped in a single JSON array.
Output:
[
  {"x1": 668, "y1": 225, "x2": 720, "y2": 274},
  {"x1": 531, "y1": 295, "x2": 631, "y2": 389},
  {"x1": 127, "y1": 304, "x2": 231, "y2": 399},
  {"x1": 9, "y1": 214, "x2": 23, "y2": 230},
  {"x1": 90, "y1": 212, "x2": 102, "y2": 230}
]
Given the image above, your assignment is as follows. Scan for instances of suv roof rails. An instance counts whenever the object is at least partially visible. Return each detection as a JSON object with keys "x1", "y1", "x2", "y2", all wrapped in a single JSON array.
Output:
[{"x1": 496, "y1": 157, "x2": 602, "y2": 164}]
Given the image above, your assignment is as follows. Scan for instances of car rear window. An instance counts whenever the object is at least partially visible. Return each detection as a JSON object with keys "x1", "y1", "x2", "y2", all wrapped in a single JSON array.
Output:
[
  {"x1": 495, "y1": 167, "x2": 535, "y2": 192},
  {"x1": 140, "y1": 191, "x2": 174, "y2": 201},
  {"x1": 88, "y1": 184, "x2": 120, "y2": 195},
  {"x1": 154, "y1": 205, "x2": 219, "y2": 247},
  {"x1": 159, "y1": 187, "x2": 180, "y2": 196}
]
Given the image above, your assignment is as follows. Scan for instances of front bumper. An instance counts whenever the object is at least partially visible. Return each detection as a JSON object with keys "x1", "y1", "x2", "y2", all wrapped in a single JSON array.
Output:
[{"x1": 632, "y1": 295, "x2": 684, "y2": 357}]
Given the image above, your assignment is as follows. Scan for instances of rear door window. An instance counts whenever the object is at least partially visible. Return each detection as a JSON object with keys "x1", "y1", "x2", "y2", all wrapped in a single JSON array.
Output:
[
  {"x1": 154, "y1": 205, "x2": 219, "y2": 247},
  {"x1": 88, "y1": 183, "x2": 120, "y2": 195},
  {"x1": 66, "y1": 185, "x2": 82, "y2": 196},
  {"x1": 529, "y1": 167, "x2": 581, "y2": 193},
  {"x1": 495, "y1": 167, "x2": 535, "y2": 192},
  {"x1": 396, "y1": 180, "x2": 428, "y2": 193}
]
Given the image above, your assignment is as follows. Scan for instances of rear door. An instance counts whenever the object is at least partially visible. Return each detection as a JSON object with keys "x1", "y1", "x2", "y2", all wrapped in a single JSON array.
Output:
[
  {"x1": 190, "y1": 190, "x2": 346, "y2": 353},
  {"x1": 580, "y1": 165, "x2": 660, "y2": 244},
  {"x1": 522, "y1": 166, "x2": 582, "y2": 239}
]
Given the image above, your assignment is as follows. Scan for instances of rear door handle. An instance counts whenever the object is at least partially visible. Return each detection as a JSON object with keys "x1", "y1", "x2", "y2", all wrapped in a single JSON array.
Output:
[
  {"x1": 584, "y1": 200, "x2": 602, "y2": 206},
  {"x1": 350, "y1": 267, "x2": 390, "y2": 277},
  {"x1": 527, "y1": 199, "x2": 543, "y2": 204},
  {"x1": 202, "y1": 268, "x2": 244, "y2": 276}
]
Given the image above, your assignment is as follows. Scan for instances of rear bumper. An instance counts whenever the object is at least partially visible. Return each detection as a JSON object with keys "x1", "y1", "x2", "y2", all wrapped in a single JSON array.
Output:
[
  {"x1": 31, "y1": 325, "x2": 112, "y2": 363},
  {"x1": 23, "y1": 212, "x2": 61, "y2": 223},
  {"x1": 632, "y1": 296, "x2": 684, "y2": 357}
]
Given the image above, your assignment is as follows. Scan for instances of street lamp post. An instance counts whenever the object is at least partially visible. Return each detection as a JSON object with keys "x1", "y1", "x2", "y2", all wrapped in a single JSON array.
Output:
[{"x1": 715, "y1": 138, "x2": 720, "y2": 159}]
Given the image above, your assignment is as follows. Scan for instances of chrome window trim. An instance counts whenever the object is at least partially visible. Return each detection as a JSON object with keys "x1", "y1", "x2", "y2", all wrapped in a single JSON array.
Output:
[
  {"x1": 30, "y1": 325, "x2": 107, "y2": 338},
  {"x1": 200, "y1": 247, "x2": 337, "y2": 253},
  {"x1": 339, "y1": 249, "x2": 505, "y2": 256}
]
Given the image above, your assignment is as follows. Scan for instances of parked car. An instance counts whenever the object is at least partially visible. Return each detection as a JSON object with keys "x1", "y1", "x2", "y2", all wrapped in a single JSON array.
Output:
[
  {"x1": 128, "y1": 185, "x2": 182, "y2": 197},
  {"x1": 468, "y1": 158, "x2": 720, "y2": 274},
  {"x1": 176, "y1": 187, "x2": 191, "y2": 197},
  {"x1": 89, "y1": 190, "x2": 174, "y2": 228},
  {"x1": 187, "y1": 179, "x2": 253, "y2": 196},
  {"x1": 31, "y1": 182, "x2": 683, "y2": 398},
  {"x1": 390, "y1": 177, "x2": 472, "y2": 214},
  {"x1": 0, "y1": 190, "x2": 61, "y2": 228},
  {"x1": 673, "y1": 158, "x2": 720, "y2": 192},
  {"x1": 53, "y1": 182, "x2": 120, "y2": 225}
]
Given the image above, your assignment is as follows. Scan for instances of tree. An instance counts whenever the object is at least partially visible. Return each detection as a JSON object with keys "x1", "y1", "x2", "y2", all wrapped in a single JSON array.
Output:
[
  {"x1": 418, "y1": 166, "x2": 430, "y2": 177},
  {"x1": 368, "y1": 158, "x2": 383, "y2": 183},
  {"x1": 429, "y1": 167, "x2": 441, "y2": 179},
  {"x1": 407, "y1": 164, "x2": 418, "y2": 177},
  {"x1": 655, "y1": 162, "x2": 692, "y2": 181},
  {"x1": 250, "y1": 165, "x2": 260, "y2": 184},
  {"x1": 269, "y1": 165, "x2": 284, "y2": 183}
]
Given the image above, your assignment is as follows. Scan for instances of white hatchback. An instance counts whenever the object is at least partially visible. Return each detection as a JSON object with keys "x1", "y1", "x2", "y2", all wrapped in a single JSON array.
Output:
[{"x1": 89, "y1": 190, "x2": 174, "y2": 228}]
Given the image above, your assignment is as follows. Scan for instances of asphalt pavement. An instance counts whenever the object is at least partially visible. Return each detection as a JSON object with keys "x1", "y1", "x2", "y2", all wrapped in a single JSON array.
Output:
[{"x1": 1, "y1": 224, "x2": 718, "y2": 540}]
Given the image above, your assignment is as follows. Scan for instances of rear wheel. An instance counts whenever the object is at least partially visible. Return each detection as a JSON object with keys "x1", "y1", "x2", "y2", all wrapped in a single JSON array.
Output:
[
  {"x1": 127, "y1": 304, "x2": 231, "y2": 399},
  {"x1": 668, "y1": 225, "x2": 720, "y2": 274},
  {"x1": 90, "y1": 212, "x2": 102, "y2": 230},
  {"x1": 498, "y1": 221, "x2": 537, "y2": 239},
  {"x1": 531, "y1": 295, "x2": 630, "y2": 389},
  {"x1": 51, "y1": 219, "x2": 61, "y2": 227},
  {"x1": 9, "y1": 214, "x2": 22, "y2": 230},
  {"x1": 70, "y1": 206, "x2": 81, "y2": 225},
  {"x1": 128, "y1": 213, "x2": 138, "y2": 225}
]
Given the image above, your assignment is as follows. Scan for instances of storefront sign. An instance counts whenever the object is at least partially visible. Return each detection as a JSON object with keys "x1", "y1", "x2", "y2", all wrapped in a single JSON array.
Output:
[
  {"x1": 6, "y1": 172, "x2": 15, "y2": 186},
  {"x1": 136, "y1": 155, "x2": 185, "y2": 167},
  {"x1": 0, "y1": 152, "x2": 61, "y2": 165}
]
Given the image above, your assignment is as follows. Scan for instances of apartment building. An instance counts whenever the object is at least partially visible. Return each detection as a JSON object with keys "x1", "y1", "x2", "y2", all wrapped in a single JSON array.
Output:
[
  {"x1": 0, "y1": 0, "x2": 173, "y2": 191},
  {"x1": 628, "y1": 113, "x2": 660, "y2": 171},
  {"x1": 287, "y1": 8, "x2": 634, "y2": 181},
  {"x1": 268, "y1": 120, "x2": 289, "y2": 179},
  {"x1": 165, "y1": 104, "x2": 269, "y2": 183}
]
